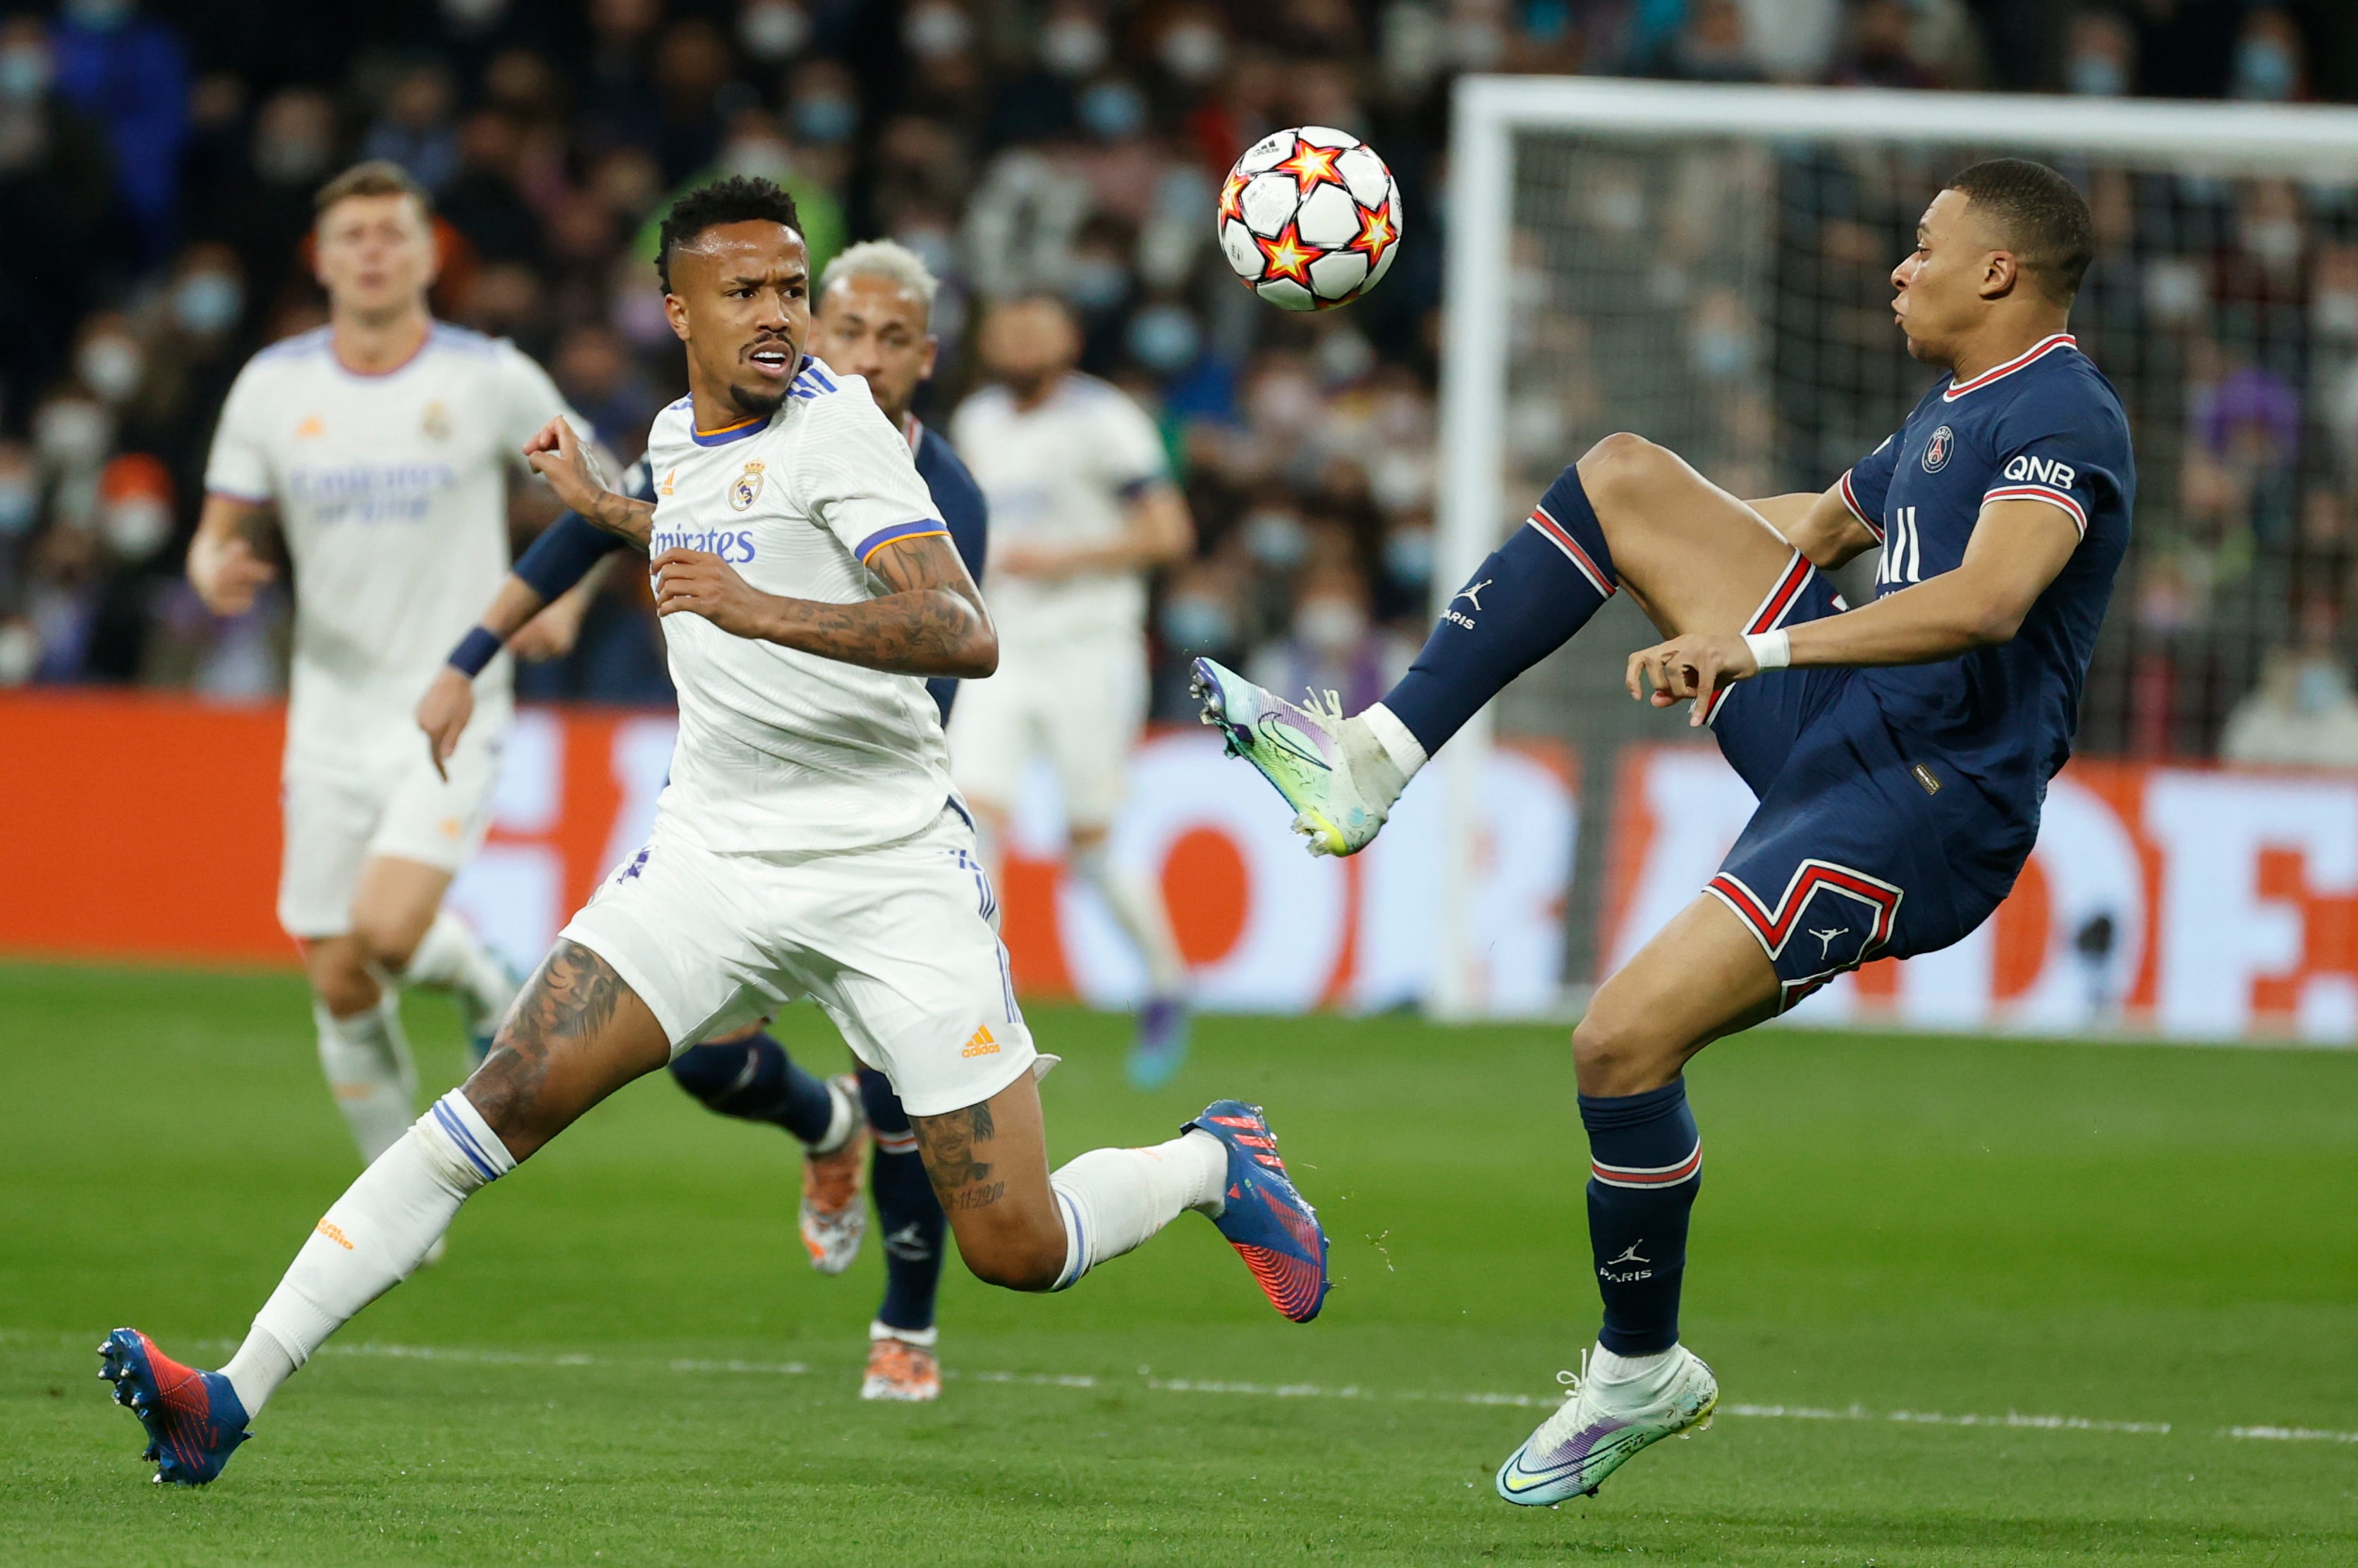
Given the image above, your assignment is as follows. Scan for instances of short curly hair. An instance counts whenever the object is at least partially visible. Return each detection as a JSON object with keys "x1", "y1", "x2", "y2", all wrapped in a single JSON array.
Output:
[{"x1": 655, "y1": 176, "x2": 804, "y2": 293}]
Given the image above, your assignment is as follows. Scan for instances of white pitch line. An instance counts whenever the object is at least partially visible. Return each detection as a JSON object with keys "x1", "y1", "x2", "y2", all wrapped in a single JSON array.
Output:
[{"x1": 268, "y1": 1338, "x2": 2358, "y2": 1444}]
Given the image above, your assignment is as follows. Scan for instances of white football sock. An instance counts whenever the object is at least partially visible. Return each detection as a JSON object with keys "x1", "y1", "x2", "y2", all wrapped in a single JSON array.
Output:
[
  {"x1": 870, "y1": 1319, "x2": 939, "y2": 1348},
  {"x1": 399, "y1": 910, "x2": 518, "y2": 1031},
  {"x1": 1354, "y1": 703, "x2": 1425, "y2": 800},
  {"x1": 1587, "y1": 1341, "x2": 1680, "y2": 1409},
  {"x1": 1070, "y1": 841, "x2": 1186, "y2": 997},
  {"x1": 812, "y1": 1075, "x2": 858, "y2": 1156},
  {"x1": 221, "y1": 1091, "x2": 513, "y2": 1417},
  {"x1": 1048, "y1": 1129, "x2": 1227, "y2": 1290},
  {"x1": 314, "y1": 992, "x2": 417, "y2": 1164}
]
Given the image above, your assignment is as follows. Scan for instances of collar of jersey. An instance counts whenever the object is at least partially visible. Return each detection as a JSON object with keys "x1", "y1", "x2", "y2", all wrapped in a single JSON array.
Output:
[
  {"x1": 1942, "y1": 333, "x2": 2077, "y2": 402},
  {"x1": 690, "y1": 411, "x2": 771, "y2": 446}
]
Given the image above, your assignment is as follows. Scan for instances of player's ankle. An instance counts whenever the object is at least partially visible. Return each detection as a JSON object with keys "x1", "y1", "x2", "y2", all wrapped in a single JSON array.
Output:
[{"x1": 1349, "y1": 705, "x2": 1422, "y2": 804}]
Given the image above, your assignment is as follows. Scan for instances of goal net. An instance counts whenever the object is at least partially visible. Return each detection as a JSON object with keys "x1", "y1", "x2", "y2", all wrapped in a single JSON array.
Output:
[{"x1": 1429, "y1": 79, "x2": 2358, "y2": 1024}]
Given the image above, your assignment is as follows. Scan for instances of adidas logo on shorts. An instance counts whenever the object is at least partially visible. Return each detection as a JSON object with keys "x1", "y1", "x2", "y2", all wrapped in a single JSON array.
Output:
[{"x1": 960, "y1": 1025, "x2": 1000, "y2": 1058}]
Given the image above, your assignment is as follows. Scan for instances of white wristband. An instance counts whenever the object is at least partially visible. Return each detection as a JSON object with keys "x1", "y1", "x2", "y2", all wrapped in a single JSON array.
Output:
[{"x1": 1742, "y1": 628, "x2": 1791, "y2": 671}]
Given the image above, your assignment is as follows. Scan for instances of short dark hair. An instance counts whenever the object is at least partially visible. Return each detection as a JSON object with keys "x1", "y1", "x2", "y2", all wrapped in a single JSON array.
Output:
[
  {"x1": 656, "y1": 176, "x2": 804, "y2": 293},
  {"x1": 314, "y1": 159, "x2": 433, "y2": 221},
  {"x1": 1945, "y1": 158, "x2": 2096, "y2": 306}
]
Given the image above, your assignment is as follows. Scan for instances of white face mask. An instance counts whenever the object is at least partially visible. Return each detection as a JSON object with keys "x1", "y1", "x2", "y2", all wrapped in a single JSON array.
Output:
[
  {"x1": 1159, "y1": 20, "x2": 1224, "y2": 82},
  {"x1": 34, "y1": 398, "x2": 111, "y2": 472},
  {"x1": 2244, "y1": 214, "x2": 2304, "y2": 269},
  {"x1": 1041, "y1": 16, "x2": 1108, "y2": 75},
  {"x1": 739, "y1": 0, "x2": 810, "y2": 61},
  {"x1": 0, "y1": 619, "x2": 39, "y2": 686},
  {"x1": 903, "y1": 1, "x2": 972, "y2": 60},
  {"x1": 1295, "y1": 597, "x2": 1367, "y2": 654},
  {"x1": 99, "y1": 493, "x2": 172, "y2": 561},
  {"x1": 77, "y1": 336, "x2": 143, "y2": 403}
]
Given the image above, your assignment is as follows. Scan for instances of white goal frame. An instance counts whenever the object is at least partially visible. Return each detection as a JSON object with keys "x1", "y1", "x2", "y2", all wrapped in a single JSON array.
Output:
[{"x1": 1430, "y1": 77, "x2": 2358, "y2": 1020}]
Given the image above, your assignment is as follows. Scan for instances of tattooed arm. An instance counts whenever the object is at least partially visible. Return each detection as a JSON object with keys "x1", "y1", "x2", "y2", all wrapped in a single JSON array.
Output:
[
  {"x1": 521, "y1": 415, "x2": 653, "y2": 549},
  {"x1": 649, "y1": 531, "x2": 999, "y2": 678},
  {"x1": 909, "y1": 1101, "x2": 1008, "y2": 1213}
]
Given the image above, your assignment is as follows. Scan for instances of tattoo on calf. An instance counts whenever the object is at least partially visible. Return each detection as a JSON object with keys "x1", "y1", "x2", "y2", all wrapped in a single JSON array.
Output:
[
  {"x1": 465, "y1": 939, "x2": 625, "y2": 1134},
  {"x1": 912, "y1": 1103, "x2": 1001, "y2": 1210}
]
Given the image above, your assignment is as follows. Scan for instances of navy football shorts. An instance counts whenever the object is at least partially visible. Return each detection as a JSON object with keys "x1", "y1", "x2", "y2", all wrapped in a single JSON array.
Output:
[{"x1": 1702, "y1": 552, "x2": 2034, "y2": 1010}]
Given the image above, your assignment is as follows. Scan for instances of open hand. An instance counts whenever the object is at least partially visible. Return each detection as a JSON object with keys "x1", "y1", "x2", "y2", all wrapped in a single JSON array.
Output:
[
  {"x1": 415, "y1": 665, "x2": 476, "y2": 782},
  {"x1": 653, "y1": 549, "x2": 776, "y2": 638},
  {"x1": 1626, "y1": 632, "x2": 1758, "y2": 727},
  {"x1": 186, "y1": 532, "x2": 276, "y2": 615}
]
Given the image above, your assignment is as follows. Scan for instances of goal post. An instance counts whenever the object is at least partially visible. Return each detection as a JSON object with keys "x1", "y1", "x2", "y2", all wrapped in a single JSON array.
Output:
[{"x1": 1430, "y1": 78, "x2": 2358, "y2": 1022}]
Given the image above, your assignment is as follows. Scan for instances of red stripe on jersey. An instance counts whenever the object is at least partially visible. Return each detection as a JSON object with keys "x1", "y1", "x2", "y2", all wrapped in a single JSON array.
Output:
[
  {"x1": 1838, "y1": 468, "x2": 1883, "y2": 541},
  {"x1": 1942, "y1": 333, "x2": 2077, "y2": 401},
  {"x1": 1982, "y1": 484, "x2": 2088, "y2": 536}
]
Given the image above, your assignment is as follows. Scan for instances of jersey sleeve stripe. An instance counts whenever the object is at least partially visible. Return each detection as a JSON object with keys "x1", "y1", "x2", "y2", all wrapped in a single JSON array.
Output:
[
  {"x1": 857, "y1": 520, "x2": 951, "y2": 563},
  {"x1": 1837, "y1": 468, "x2": 1883, "y2": 540},
  {"x1": 1981, "y1": 484, "x2": 2087, "y2": 536},
  {"x1": 1525, "y1": 506, "x2": 1615, "y2": 599},
  {"x1": 205, "y1": 486, "x2": 273, "y2": 504}
]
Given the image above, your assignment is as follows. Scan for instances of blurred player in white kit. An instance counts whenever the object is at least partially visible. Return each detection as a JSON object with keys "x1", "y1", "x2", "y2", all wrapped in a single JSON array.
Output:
[
  {"x1": 188, "y1": 161, "x2": 596, "y2": 1172},
  {"x1": 948, "y1": 297, "x2": 1197, "y2": 1086}
]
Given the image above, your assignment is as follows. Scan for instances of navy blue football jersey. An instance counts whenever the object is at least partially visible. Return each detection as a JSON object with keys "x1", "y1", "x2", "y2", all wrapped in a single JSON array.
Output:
[
  {"x1": 1835, "y1": 333, "x2": 2134, "y2": 823},
  {"x1": 909, "y1": 417, "x2": 990, "y2": 719}
]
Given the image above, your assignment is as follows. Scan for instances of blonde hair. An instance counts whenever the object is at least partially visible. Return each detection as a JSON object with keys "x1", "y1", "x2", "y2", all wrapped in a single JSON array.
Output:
[
  {"x1": 313, "y1": 160, "x2": 433, "y2": 222},
  {"x1": 818, "y1": 239, "x2": 940, "y2": 313}
]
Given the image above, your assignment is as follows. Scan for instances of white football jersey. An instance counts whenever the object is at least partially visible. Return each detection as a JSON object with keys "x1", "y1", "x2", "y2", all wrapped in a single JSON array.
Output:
[
  {"x1": 640, "y1": 358, "x2": 957, "y2": 855},
  {"x1": 949, "y1": 373, "x2": 1168, "y2": 647},
  {"x1": 204, "y1": 324, "x2": 588, "y2": 783}
]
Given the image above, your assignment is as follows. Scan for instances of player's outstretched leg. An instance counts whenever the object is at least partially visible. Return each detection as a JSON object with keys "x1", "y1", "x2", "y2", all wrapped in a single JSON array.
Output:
[
  {"x1": 670, "y1": 1029, "x2": 870, "y2": 1273},
  {"x1": 102, "y1": 940, "x2": 669, "y2": 1485},
  {"x1": 1199, "y1": 435, "x2": 1796, "y2": 855},
  {"x1": 858, "y1": 1067, "x2": 948, "y2": 1400},
  {"x1": 1496, "y1": 896, "x2": 1777, "y2": 1505},
  {"x1": 910, "y1": 1072, "x2": 1328, "y2": 1323}
]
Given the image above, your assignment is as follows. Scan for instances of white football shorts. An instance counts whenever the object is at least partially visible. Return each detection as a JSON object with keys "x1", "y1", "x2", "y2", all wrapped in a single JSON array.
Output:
[
  {"x1": 558, "y1": 804, "x2": 1037, "y2": 1118},
  {"x1": 947, "y1": 633, "x2": 1145, "y2": 830},
  {"x1": 276, "y1": 714, "x2": 507, "y2": 940}
]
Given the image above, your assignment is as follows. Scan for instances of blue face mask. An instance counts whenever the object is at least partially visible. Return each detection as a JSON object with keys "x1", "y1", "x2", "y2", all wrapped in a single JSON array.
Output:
[
  {"x1": 1079, "y1": 80, "x2": 1146, "y2": 141},
  {"x1": 1161, "y1": 594, "x2": 1235, "y2": 651},
  {"x1": 173, "y1": 271, "x2": 244, "y2": 336},
  {"x1": 1065, "y1": 256, "x2": 1128, "y2": 312},
  {"x1": 1383, "y1": 527, "x2": 1433, "y2": 587},
  {"x1": 792, "y1": 94, "x2": 857, "y2": 146},
  {"x1": 2067, "y1": 52, "x2": 2125, "y2": 98},
  {"x1": 0, "y1": 474, "x2": 37, "y2": 537},
  {"x1": 1126, "y1": 304, "x2": 1199, "y2": 374},
  {"x1": 1243, "y1": 510, "x2": 1309, "y2": 568},
  {"x1": 63, "y1": 0, "x2": 132, "y2": 32},
  {"x1": 2296, "y1": 661, "x2": 2342, "y2": 714},
  {"x1": 1690, "y1": 325, "x2": 1751, "y2": 381},
  {"x1": 0, "y1": 45, "x2": 51, "y2": 102},
  {"x1": 2235, "y1": 38, "x2": 2296, "y2": 102}
]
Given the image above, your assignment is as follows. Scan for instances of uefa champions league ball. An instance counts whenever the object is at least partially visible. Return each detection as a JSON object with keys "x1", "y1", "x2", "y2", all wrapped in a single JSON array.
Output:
[{"x1": 1217, "y1": 126, "x2": 1402, "y2": 312}]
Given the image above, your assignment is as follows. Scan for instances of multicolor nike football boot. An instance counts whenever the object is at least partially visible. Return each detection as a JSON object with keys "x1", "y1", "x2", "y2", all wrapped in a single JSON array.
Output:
[
  {"x1": 1190, "y1": 659, "x2": 1392, "y2": 857},
  {"x1": 1494, "y1": 1346, "x2": 1718, "y2": 1505}
]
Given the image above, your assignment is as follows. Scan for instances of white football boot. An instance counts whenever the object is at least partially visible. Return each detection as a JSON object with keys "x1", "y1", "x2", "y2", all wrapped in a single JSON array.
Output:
[
  {"x1": 1189, "y1": 659, "x2": 1403, "y2": 857},
  {"x1": 1495, "y1": 1345, "x2": 1718, "y2": 1505}
]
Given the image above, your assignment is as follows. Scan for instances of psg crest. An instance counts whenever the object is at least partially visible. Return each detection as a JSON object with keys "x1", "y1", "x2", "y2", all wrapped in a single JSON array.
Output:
[
  {"x1": 1921, "y1": 425, "x2": 1954, "y2": 472},
  {"x1": 729, "y1": 460, "x2": 766, "y2": 512}
]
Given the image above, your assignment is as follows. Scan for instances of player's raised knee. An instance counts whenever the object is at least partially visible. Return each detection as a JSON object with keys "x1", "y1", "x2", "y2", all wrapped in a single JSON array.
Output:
[
  {"x1": 1570, "y1": 1005, "x2": 1680, "y2": 1099},
  {"x1": 1575, "y1": 431, "x2": 1673, "y2": 503}
]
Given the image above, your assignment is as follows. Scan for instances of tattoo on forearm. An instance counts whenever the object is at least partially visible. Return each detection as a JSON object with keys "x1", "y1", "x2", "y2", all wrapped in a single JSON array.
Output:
[
  {"x1": 591, "y1": 494, "x2": 654, "y2": 548},
  {"x1": 465, "y1": 939, "x2": 624, "y2": 1139},
  {"x1": 912, "y1": 1103, "x2": 1001, "y2": 1209},
  {"x1": 768, "y1": 587, "x2": 991, "y2": 675}
]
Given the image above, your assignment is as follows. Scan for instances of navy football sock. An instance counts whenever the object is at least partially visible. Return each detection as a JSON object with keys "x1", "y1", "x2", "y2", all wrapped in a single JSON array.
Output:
[
  {"x1": 860, "y1": 1067, "x2": 945, "y2": 1334},
  {"x1": 668, "y1": 1033, "x2": 836, "y2": 1146},
  {"x1": 1579, "y1": 1079, "x2": 1702, "y2": 1356},
  {"x1": 1381, "y1": 465, "x2": 1618, "y2": 756}
]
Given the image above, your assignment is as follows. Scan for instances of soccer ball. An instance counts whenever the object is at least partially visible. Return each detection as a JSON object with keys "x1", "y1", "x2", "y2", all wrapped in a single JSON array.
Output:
[{"x1": 1217, "y1": 126, "x2": 1402, "y2": 312}]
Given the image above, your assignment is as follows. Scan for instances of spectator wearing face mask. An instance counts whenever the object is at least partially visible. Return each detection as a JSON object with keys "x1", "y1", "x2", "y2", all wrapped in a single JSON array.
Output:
[
  {"x1": 2222, "y1": 643, "x2": 2358, "y2": 768},
  {"x1": 1247, "y1": 560, "x2": 1400, "y2": 717}
]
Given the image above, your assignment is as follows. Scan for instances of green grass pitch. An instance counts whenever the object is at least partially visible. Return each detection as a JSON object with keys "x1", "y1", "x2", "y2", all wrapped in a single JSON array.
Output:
[{"x1": 3, "y1": 961, "x2": 2354, "y2": 1565}]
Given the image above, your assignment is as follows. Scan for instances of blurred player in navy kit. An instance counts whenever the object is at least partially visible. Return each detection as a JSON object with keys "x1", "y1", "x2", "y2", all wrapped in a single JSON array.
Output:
[{"x1": 1197, "y1": 159, "x2": 2132, "y2": 1500}]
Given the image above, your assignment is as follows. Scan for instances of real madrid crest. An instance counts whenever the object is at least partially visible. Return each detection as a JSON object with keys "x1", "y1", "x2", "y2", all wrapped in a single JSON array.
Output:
[
  {"x1": 420, "y1": 400, "x2": 451, "y2": 440},
  {"x1": 1921, "y1": 424, "x2": 1954, "y2": 472},
  {"x1": 729, "y1": 460, "x2": 766, "y2": 512}
]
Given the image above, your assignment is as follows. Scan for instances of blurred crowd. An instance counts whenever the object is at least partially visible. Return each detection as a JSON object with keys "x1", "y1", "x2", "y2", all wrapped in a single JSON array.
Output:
[{"x1": 2, "y1": 0, "x2": 2357, "y2": 754}]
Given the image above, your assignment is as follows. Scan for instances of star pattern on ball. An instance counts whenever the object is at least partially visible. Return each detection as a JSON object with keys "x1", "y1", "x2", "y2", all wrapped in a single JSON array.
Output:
[
  {"x1": 1273, "y1": 140, "x2": 1346, "y2": 195},
  {"x1": 1217, "y1": 171, "x2": 1247, "y2": 227},
  {"x1": 1254, "y1": 223, "x2": 1319, "y2": 288},
  {"x1": 1348, "y1": 201, "x2": 1398, "y2": 271}
]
